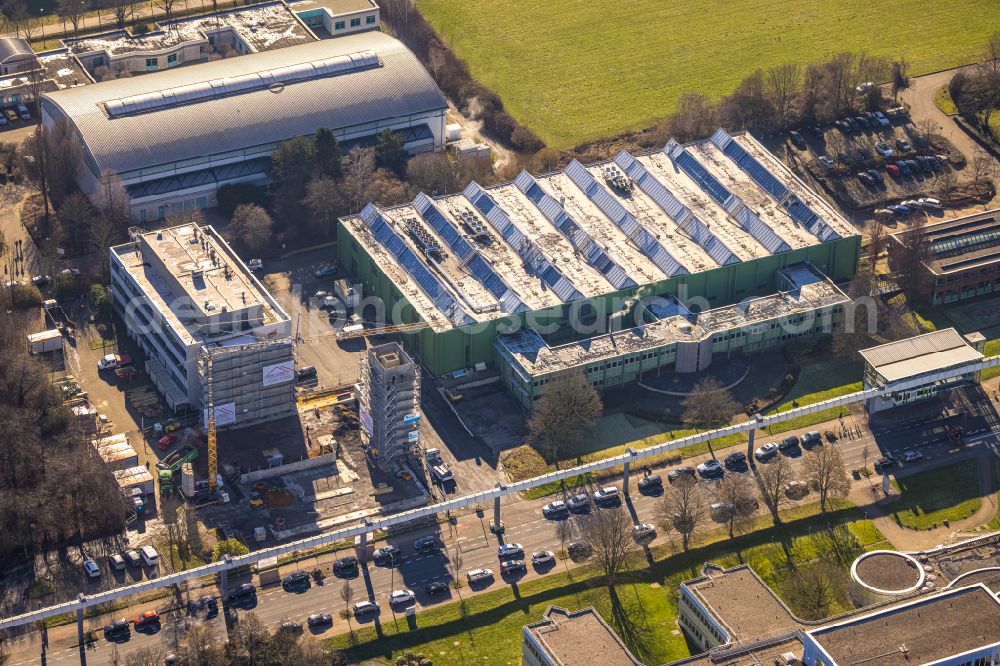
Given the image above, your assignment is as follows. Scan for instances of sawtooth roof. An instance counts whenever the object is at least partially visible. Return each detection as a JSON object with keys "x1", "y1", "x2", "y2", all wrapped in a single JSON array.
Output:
[{"x1": 40, "y1": 31, "x2": 447, "y2": 176}]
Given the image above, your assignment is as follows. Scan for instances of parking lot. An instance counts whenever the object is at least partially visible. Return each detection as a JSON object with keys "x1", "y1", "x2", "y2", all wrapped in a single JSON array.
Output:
[{"x1": 785, "y1": 107, "x2": 969, "y2": 214}]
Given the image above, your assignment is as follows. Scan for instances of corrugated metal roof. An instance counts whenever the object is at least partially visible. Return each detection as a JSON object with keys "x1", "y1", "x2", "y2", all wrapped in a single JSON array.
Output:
[
  {"x1": 0, "y1": 37, "x2": 34, "y2": 64},
  {"x1": 42, "y1": 32, "x2": 447, "y2": 176},
  {"x1": 860, "y1": 328, "x2": 982, "y2": 382}
]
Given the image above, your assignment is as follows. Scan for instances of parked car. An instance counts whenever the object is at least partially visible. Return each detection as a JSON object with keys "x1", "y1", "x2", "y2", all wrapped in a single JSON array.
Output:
[
  {"x1": 888, "y1": 204, "x2": 913, "y2": 216},
  {"x1": 31, "y1": 274, "x2": 50, "y2": 286},
  {"x1": 856, "y1": 81, "x2": 874, "y2": 94},
  {"x1": 497, "y1": 543, "x2": 524, "y2": 560},
  {"x1": 109, "y1": 553, "x2": 126, "y2": 571},
  {"x1": 874, "y1": 455, "x2": 900, "y2": 473},
  {"x1": 246, "y1": 259, "x2": 263, "y2": 271},
  {"x1": 425, "y1": 581, "x2": 449, "y2": 595},
  {"x1": 594, "y1": 486, "x2": 620, "y2": 504},
  {"x1": 873, "y1": 111, "x2": 890, "y2": 127},
  {"x1": 353, "y1": 600, "x2": 379, "y2": 616},
  {"x1": 282, "y1": 571, "x2": 311, "y2": 588},
  {"x1": 567, "y1": 542, "x2": 591, "y2": 559},
  {"x1": 333, "y1": 556, "x2": 358, "y2": 573},
  {"x1": 632, "y1": 523, "x2": 656, "y2": 543},
  {"x1": 500, "y1": 559, "x2": 526, "y2": 575},
  {"x1": 413, "y1": 536, "x2": 441, "y2": 552},
  {"x1": 531, "y1": 550, "x2": 556, "y2": 566},
  {"x1": 373, "y1": 545, "x2": 401, "y2": 563},
  {"x1": 124, "y1": 550, "x2": 141, "y2": 568},
  {"x1": 313, "y1": 264, "x2": 338, "y2": 278},
  {"x1": 856, "y1": 147, "x2": 873, "y2": 161},
  {"x1": 542, "y1": 500, "x2": 568, "y2": 517},
  {"x1": 801, "y1": 431, "x2": 822, "y2": 447},
  {"x1": 307, "y1": 613, "x2": 333, "y2": 628},
  {"x1": 567, "y1": 493, "x2": 591, "y2": 512},
  {"x1": 810, "y1": 125, "x2": 825, "y2": 139},
  {"x1": 667, "y1": 467, "x2": 697, "y2": 483},
  {"x1": 886, "y1": 163, "x2": 901, "y2": 176},
  {"x1": 466, "y1": 568, "x2": 494, "y2": 583},
  {"x1": 15, "y1": 103, "x2": 30, "y2": 120},
  {"x1": 754, "y1": 443, "x2": 779, "y2": 461},
  {"x1": 778, "y1": 435, "x2": 800, "y2": 451},
  {"x1": 637, "y1": 474, "x2": 663, "y2": 493},
  {"x1": 157, "y1": 433, "x2": 177, "y2": 450},
  {"x1": 2, "y1": 108, "x2": 17, "y2": 122},
  {"x1": 901, "y1": 450, "x2": 924, "y2": 463},
  {"x1": 895, "y1": 160, "x2": 911, "y2": 176},
  {"x1": 83, "y1": 559, "x2": 101, "y2": 578},
  {"x1": 867, "y1": 169, "x2": 884, "y2": 183},
  {"x1": 874, "y1": 141, "x2": 893, "y2": 157},
  {"x1": 833, "y1": 120, "x2": 851, "y2": 133},
  {"x1": 895, "y1": 138, "x2": 912, "y2": 152},
  {"x1": 132, "y1": 611, "x2": 159, "y2": 628},
  {"x1": 389, "y1": 589, "x2": 415, "y2": 605},
  {"x1": 103, "y1": 619, "x2": 130, "y2": 639},
  {"x1": 228, "y1": 583, "x2": 256, "y2": 601},
  {"x1": 853, "y1": 116, "x2": 870, "y2": 130},
  {"x1": 0, "y1": 115, "x2": 8, "y2": 127},
  {"x1": 188, "y1": 594, "x2": 217, "y2": 614},
  {"x1": 788, "y1": 130, "x2": 807, "y2": 149},
  {"x1": 915, "y1": 156, "x2": 932, "y2": 172},
  {"x1": 818, "y1": 156, "x2": 835, "y2": 169},
  {"x1": 785, "y1": 480, "x2": 809, "y2": 498},
  {"x1": 696, "y1": 459, "x2": 724, "y2": 477},
  {"x1": 710, "y1": 502, "x2": 735, "y2": 519},
  {"x1": 295, "y1": 365, "x2": 317, "y2": 381},
  {"x1": 724, "y1": 451, "x2": 747, "y2": 469},
  {"x1": 857, "y1": 172, "x2": 874, "y2": 186}
]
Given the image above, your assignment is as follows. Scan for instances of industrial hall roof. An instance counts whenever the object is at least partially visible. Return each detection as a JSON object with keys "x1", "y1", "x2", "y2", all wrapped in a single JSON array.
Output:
[
  {"x1": 859, "y1": 327, "x2": 983, "y2": 383},
  {"x1": 0, "y1": 37, "x2": 33, "y2": 64},
  {"x1": 40, "y1": 31, "x2": 447, "y2": 177}
]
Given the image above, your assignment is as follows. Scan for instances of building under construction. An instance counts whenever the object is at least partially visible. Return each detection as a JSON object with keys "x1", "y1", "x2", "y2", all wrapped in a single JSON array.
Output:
[
  {"x1": 109, "y1": 222, "x2": 295, "y2": 427},
  {"x1": 338, "y1": 129, "x2": 861, "y2": 408},
  {"x1": 357, "y1": 342, "x2": 420, "y2": 467}
]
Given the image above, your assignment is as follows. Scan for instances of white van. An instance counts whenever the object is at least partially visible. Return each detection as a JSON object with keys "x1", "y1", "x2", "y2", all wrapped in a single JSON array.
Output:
[{"x1": 140, "y1": 545, "x2": 160, "y2": 568}]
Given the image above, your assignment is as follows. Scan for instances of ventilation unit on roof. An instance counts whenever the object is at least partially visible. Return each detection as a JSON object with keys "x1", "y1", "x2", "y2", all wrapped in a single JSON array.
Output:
[
  {"x1": 601, "y1": 164, "x2": 633, "y2": 193},
  {"x1": 404, "y1": 217, "x2": 442, "y2": 256},
  {"x1": 458, "y1": 209, "x2": 490, "y2": 240}
]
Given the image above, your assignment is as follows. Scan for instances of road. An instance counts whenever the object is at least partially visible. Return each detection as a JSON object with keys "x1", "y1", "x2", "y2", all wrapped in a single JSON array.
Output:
[{"x1": 10, "y1": 397, "x2": 998, "y2": 665}]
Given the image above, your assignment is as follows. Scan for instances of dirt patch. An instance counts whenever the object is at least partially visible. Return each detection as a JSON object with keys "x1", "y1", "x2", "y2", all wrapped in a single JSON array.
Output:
[
  {"x1": 855, "y1": 552, "x2": 922, "y2": 592},
  {"x1": 500, "y1": 445, "x2": 548, "y2": 482}
]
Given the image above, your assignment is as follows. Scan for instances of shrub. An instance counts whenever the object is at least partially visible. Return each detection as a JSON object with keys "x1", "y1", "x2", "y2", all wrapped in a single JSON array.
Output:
[
  {"x1": 9, "y1": 283, "x2": 42, "y2": 309},
  {"x1": 132, "y1": 22, "x2": 150, "y2": 35},
  {"x1": 511, "y1": 126, "x2": 544, "y2": 152}
]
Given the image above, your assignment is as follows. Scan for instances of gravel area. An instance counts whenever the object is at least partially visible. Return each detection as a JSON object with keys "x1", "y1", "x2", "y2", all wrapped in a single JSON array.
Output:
[{"x1": 855, "y1": 552, "x2": 922, "y2": 592}]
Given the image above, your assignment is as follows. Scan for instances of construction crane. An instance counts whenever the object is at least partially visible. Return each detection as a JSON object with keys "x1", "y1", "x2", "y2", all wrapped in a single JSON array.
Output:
[
  {"x1": 300, "y1": 320, "x2": 430, "y2": 344},
  {"x1": 204, "y1": 349, "x2": 218, "y2": 491}
]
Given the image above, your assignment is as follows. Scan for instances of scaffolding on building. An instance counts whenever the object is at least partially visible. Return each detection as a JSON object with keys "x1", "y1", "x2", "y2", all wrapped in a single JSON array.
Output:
[{"x1": 356, "y1": 342, "x2": 420, "y2": 468}]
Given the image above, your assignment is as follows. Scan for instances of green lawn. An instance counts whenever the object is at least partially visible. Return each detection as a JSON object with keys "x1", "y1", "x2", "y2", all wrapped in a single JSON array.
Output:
[
  {"x1": 763, "y1": 359, "x2": 863, "y2": 435},
  {"x1": 889, "y1": 461, "x2": 983, "y2": 530},
  {"x1": 934, "y1": 85, "x2": 959, "y2": 115},
  {"x1": 327, "y1": 503, "x2": 887, "y2": 665},
  {"x1": 415, "y1": 0, "x2": 1000, "y2": 148}
]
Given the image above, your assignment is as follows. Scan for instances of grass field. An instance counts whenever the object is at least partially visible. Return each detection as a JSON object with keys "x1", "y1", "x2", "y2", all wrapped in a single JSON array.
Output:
[
  {"x1": 763, "y1": 359, "x2": 863, "y2": 435},
  {"x1": 416, "y1": 0, "x2": 1000, "y2": 148},
  {"x1": 889, "y1": 461, "x2": 982, "y2": 529},
  {"x1": 934, "y1": 85, "x2": 959, "y2": 115},
  {"x1": 327, "y1": 502, "x2": 887, "y2": 665}
]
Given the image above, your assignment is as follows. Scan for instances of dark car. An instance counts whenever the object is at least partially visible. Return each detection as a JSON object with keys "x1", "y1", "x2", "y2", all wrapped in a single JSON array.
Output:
[
  {"x1": 867, "y1": 168, "x2": 884, "y2": 183},
  {"x1": 788, "y1": 131, "x2": 807, "y2": 149},
  {"x1": 188, "y1": 594, "x2": 217, "y2": 614},
  {"x1": 857, "y1": 172, "x2": 874, "y2": 186},
  {"x1": 810, "y1": 125, "x2": 825, "y2": 139},
  {"x1": 854, "y1": 116, "x2": 870, "y2": 130},
  {"x1": 567, "y1": 541, "x2": 591, "y2": 559},
  {"x1": 228, "y1": 583, "x2": 256, "y2": 602},
  {"x1": 874, "y1": 455, "x2": 900, "y2": 473},
  {"x1": 307, "y1": 613, "x2": 333, "y2": 628},
  {"x1": 295, "y1": 365, "x2": 317, "y2": 381},
  {"x1": 667, "y1": 467, "x2": 697, "y2": 483},
  {"x1": 896, "y1": 160, "x2": 911, "y2": 176},
  {"x1": 333, "y1": 556, "x2": 358, "y2": 573},
  {"x1": 637, "y1": 474, "x2": 663, "y2": 493},
  {"x1": 279, "y1": 621, "x2": 303, "y2": 635},
  {"x1": 724, "y1": 451, "x2": 747, "y2": 469},
  {"x1": 373, "y1": 545, "x2": 401, "y2": 563},
  {"x1": 500, "y1": 559, "x2": 526, "y2": 575},
  {"x1": 103, "y1": 619, "x2": 130, "y2": 639},
  {"x1": 778, "y1": 436, "x2": 800, "y2": 451},
  {"x1": 282, "y1": 571, "x2": 311, "y2": 589},
  {"x1": 856, "y1": 147, "x2": 873, "y2": 161},
  {"x1": 425, "y1": 581, "x2": 449, "y2": 595},
  {"x1": 413, "y1": 536, "x2": 441, "y2": 552},
  {"x1": 833, "y1": 120, "x2": 850, "y2": 133}
]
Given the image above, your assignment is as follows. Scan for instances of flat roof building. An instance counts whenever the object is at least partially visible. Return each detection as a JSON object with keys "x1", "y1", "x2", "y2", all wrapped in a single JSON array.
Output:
[
  {"x1": 290, "y1": 0, "x2": 380, "y2": 36},
  {"x1": 888, "y1": 209, "x2": 1000, "y2": 305},
  {"x1": 339, "y1": 129, "x2": 860, "y2": 407},
  {"x1": 42, "y1": 30, "x2": 448, "y2": 221},
  {"x1": 860, "y1": 328, "x2": 985, "y2": 413},
  {"x1": 522, "y1": 606, "x2": 642, "y2": 666},
  {"x1": 803, "y1": 584, "x2": 1000, "y2": 666},
  {"x1": 109, "y1": 222, "x2": 295, "y2": 427}
]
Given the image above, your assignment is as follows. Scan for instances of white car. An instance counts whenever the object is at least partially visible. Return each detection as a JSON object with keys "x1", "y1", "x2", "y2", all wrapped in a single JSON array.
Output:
[
  {"x1": 246, "y1": 259, "x2": 263, "y2": 271},
  {"x1": 754, "y1": 443, "x2": 779, "y2": 461},
  {"x1": 856, "y1": 81, "x2": 874, "y2": 94},
  {"x1": 531, "y1": 550, "x2": 555, "y2": 566},
  {"x1": 696, "y1": 460, "x2": 723, "y2": 477},
  {"x1": 83, "y1": 559, "x2": 101, "y2": 578},
  {"x1": 901, "y1": 450, "x2": 924, "y2": 463},
  {"x1": 594, "y1": 486, "x2": 619, "y2": 503},
  {"x1": 632, "y1": 523, "x2": 656, "y2": 543},
  {"x1": 97, "y1": 354, "x2": 120, "y2": 371},
  {"x1": 352, "y1": 600, "x2": 379, "y2": 616},
  {"x1": 497, "y1": 543, "x2": 524, "y2": 559},
  {"x1": 542, "y1": 500, "x2": 567, "y2": 517},
  {"x1": 466, "y1": 568, "x2": 494, "y2": 583},
  {"x1": 314, "y1": 264, "x2": 338, "y2": 278},
  {"x1": 917, "y1": 197, "x2": 942, "y2": 209},
  {"x1": 388, "y1": 589, "x2": 415, "y2": 605}
]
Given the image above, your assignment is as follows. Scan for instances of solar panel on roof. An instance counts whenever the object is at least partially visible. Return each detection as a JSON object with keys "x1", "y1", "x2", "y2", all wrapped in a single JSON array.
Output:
[
  {"x1": 613, "y1": 150, "x2": 739, "y2": 267},
  {"x1": 564, "y1": 160, "x2": 687, "y2": 277}
]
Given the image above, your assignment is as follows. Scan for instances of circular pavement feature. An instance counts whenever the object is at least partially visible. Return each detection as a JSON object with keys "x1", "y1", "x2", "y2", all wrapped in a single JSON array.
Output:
[{"x1": 851, "y1": 550, "x2": 925, "y2": 595}]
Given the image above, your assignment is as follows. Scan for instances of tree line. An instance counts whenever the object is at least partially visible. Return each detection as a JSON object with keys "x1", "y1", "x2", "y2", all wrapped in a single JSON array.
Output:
[{"x1": 949, "y1": 32, "x2": 1000, "y2": 142}]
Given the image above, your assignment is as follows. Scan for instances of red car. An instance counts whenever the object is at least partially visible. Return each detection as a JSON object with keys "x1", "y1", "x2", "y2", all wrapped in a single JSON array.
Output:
[
  {"x1": 886, "y1": 163, "x2": 901, "y2": 176},
  {"x1": 132, "y1": 610, "x2": 159, "y2": 627},
  {"x1": 157, "y1": 433, "x2": 177, "y2": 450}
]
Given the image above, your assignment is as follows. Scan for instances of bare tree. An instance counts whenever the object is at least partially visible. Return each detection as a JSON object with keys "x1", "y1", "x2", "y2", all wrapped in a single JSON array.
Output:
[
  {"x1": 970, "y1": 147, "x2": 997, "y2": 196},
  {"x1": 657, "y1": 475, "x2": 704, "y2": 551},
  {"x1": 865, "y1": 219, "x2": 887, "y2": 269},
  {"x1": 155, "y1": 0, "x2": 178, "y2": 25},
  {"x1": 175, "y1": 622, "x2": 224, "y2": 665},
  {"x1": 714, "y1": 473, "x2": 757, "y2": 539},
  {"x1": 343, "y1": 146, "x2": 377, "y2": 213},
  {"x1": 554, "y1": 519, "x2": 572, "y2": 559},
  {"x1": 785, "y1": 557, "x2": 849, "y2": 620},
  {"x1": 803, "y1": 445, "x2": 851, "y2": 511},
  {"x1": 682, "y1": 377, "x2": 739, "y2": 458},
  {"x1": 527, "y1": 372, "x2": 602, "y2": 468},
  {"x1": 668, "y1": 92, "x2": 716, "y2": 143},
  {"x1": 339, "y1": 580, "x2": 355, "y2": 631},
  {"x1": 766, "y1": 63, "x2": 801, "y2": 128},
  {"x1": 891, "y1": 58, "x2": 910, "y2": 98},
  {"x1": 983, "y1": 31, "x2": 1000, "y2": 75},
  {"x1": 229, "y1": 612, "x2": 271, "y2": 664},
  {"x1": 578, "y1": 505, "x2": 636, "y2": 591},
  {"x1": 98, "y1": 168, "x2": 130, "y2": 235},
  {"x1": 57, "y1": 0, "x2": 89, "y2": 34},
  {"x1": 122, "y1": 647, "x2": 165, "y2": 666},
  {"x1": 758, "y1": 454, "x2": 794, "y2": 525},
  {"x1": 1, "y1": 0, "x2": 29, "y2": 37},
  {"x1": 230, "y1": 204, "x2": 273, "y2": 253},
  {"x1": 449, "y1": 546, "x2": 464, "y2": 599}
]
